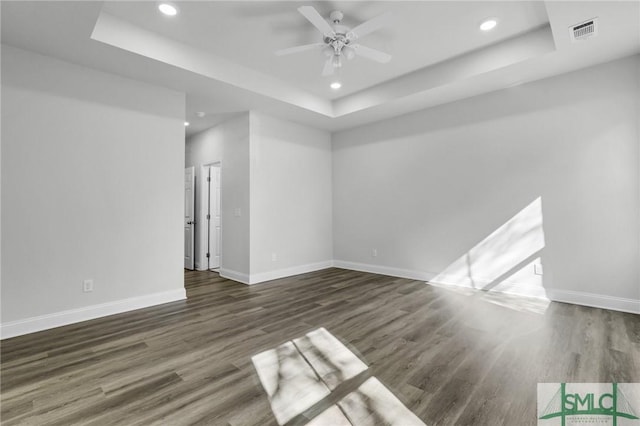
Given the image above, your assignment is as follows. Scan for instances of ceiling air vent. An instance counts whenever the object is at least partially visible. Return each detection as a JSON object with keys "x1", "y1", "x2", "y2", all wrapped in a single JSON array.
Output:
[{"x1": 569, "y1": 18, "x2": 598, "y2": 41}]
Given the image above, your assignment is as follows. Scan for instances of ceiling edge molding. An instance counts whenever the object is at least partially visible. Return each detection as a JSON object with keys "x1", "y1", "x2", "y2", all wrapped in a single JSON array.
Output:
[
  {"x1": 91, "y1": 12, "x2": 334, "y2": 117},
  {"x1": 333, "y1": 24, "x2": 556, "y2": 117}
]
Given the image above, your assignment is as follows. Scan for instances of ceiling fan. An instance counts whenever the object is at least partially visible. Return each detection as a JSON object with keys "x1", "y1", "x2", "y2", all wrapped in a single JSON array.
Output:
[{"x1": 276, "y1": 6, "x2": 393, "y2": 76}]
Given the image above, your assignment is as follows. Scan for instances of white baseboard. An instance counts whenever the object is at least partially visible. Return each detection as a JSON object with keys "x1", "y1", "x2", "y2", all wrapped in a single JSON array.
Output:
[
  {"x1": 219, "y1": 268, "x2": 251, "y2": 284},
  {"x1": 0, "y1": 288, "x2": 187, "y2": 340},
  {"x1": 428, "y1": 274, "x2": 549, "y2": 300},
  {"x1": 546, "y1": 289, "x2": 640, "y2": 314},
  {"x1": 249, "y1": 261, "x2": 334, "y2": 285},
  {"x1": 333, "y1": 260, "x2": 640, "y2": 314},
  {"x1": 5, "y1": 264, "x2": 634, "y2": 340},
  {"x1": 333, "y1": 260, "x2": 435, "y2": 281}
]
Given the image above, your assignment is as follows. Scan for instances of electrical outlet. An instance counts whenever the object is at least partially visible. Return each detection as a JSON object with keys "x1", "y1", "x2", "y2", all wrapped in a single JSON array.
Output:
[
  {"x1": 271, "y1": 252, "x2": 278, "y2": 262},
  {"x1": 234, "y1": 207, "x2": 241, "y2": 217},
  {"x1": 534, "y1": 264, "x2": 544, "y2": 275},
  {"x1": 83, "y1": 279, "x2": 94, "y2": 293},
  {"x1": 372, "y1": 248, "x2": 378, "y2": 257}
]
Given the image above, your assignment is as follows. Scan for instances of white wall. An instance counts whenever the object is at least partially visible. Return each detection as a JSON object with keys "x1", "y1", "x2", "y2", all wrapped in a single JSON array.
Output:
[
  {"x1": 185, "y1": 123, "x2": 225, "y2": 170},
  {"x1": 333, "y1": 55, "x2": 640, "y2": 311},
  {"x1": 184, "y1": 112, "x2": 332, "y2": 285},
  {"x1": 185, "y1": 114, "x2": 248, "y2": 273},
  {"x1": 4, "y1": 45, "x2": 636, "y2": 340},
  {"x1": 249, "y1": 112, "x2": 333, "y2": 283},
  {"x1": 1, "y1": 46, "x2": 186, "y2": 336}
]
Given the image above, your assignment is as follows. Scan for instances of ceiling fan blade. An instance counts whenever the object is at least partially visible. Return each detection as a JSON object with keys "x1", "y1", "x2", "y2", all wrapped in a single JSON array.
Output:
[
  {"x1": 298, "y1": 6, "x2": 335, "y2": 36},
  {"x1": 275, "y1": 43, "x2": 325, "y2": 56},
  {"x1": 322, "y1": 57, "x2": 335, "y2": 76},
  {"x1": 352, "y1": 44, "x2": 392, "y2": 63},
  {"x1": 347, "y1": 12, "x2": 394, "y2": 41}
]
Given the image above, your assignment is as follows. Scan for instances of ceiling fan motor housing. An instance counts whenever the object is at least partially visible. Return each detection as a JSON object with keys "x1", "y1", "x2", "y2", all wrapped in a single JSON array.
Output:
[
  {"x1": 324, "y1": 15, "x2": 352, "y2": 57},
  {"x1": 330, "y1": 10, "x2": 344, "y2": 24}
]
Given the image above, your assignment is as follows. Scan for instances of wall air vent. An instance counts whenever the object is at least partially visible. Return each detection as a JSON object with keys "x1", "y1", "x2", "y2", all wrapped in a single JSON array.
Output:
[{"x1": 569, "y1": 18, "x2": 598, "y2": 41}]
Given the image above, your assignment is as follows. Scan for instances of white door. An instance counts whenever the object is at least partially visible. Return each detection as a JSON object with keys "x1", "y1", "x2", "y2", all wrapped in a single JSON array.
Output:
[
  {"x1": 184, "y1": 166, "x2": 195, "y2": 270},
  {"x1": 209, "y1": 165, "x2": 222, "y2": 269}
]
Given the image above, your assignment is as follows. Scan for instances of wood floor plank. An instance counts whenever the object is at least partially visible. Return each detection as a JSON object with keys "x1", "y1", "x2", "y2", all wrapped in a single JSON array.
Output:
[{"x1": 2, "y1": 268, "x2": 639, "y2": 425}]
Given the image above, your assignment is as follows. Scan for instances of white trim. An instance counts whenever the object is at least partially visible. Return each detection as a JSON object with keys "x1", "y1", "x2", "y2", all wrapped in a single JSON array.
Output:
[
  {"x1": 3, "y1": 264, "x2": 636, "y2": 340},
  {"x1": 0, "y1": 289, "x2": 186, "y2": 340},
  {"x1": 428, "y1": 274, "x2": 549, "y2": 300},
  {"x1": 333, "y1": 260, "x2": 435, "y2": 281},
  {"x1": 333, "y1": 260, "x2": 640, "y2": 314},
  {"x1": 219, "y1": 268, "x2": 251, "y2": 284},
  {"x1": 249, "y1": 261, "x2": 334, "y2": 285},
  {"x1": 546, "y1": 289, "x2": 640, "y2": 314}
]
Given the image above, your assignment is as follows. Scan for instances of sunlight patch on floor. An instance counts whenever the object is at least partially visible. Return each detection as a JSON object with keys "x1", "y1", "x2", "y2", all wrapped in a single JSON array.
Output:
[
  {"x1": 307, "y1": 405, "x2": 351, "y2": 425},
  {"x1": 251, "y1": 340, "x2": 331, "y2": 425},
  {"x1": 338, "y1": 377, "x2": 425, "y2": 426},
  {"x1": 429, "y1": 280, "x2": 551, "y2": 315},
  {"x1": 251, "y1": 327, "x2": 425, "y2": 426},
  {"x1": 293, "y1": 328, "x2": 368, "y2": 390}
]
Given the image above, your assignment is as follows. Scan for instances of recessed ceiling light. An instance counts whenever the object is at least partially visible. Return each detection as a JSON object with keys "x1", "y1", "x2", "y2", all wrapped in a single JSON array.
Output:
[
  {"x1": 184, "y1": 121, "x2": 190, "y2": 126},
  {"x1": 480, "y1": 19, "x2": 498, "y2": 31},
  {"x1": 330, "y1": 82, "x2": 342, "y2": 90},
  {"x1": 158, "y1": 3, "x2": 178, "y2": 16}
]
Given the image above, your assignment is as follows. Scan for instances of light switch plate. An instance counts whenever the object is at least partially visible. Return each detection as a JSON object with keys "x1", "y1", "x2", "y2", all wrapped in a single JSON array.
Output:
[
  {"x1": 534, "y1": 264, "x2": 543, "y2": 275},
  {"x1": 83, "y1": 279, "x2": 94, "y2": 292}
]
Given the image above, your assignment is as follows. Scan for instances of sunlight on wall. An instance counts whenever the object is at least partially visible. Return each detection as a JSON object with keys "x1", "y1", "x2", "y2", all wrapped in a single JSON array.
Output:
[
  {"x1": 251, "y1": 327, "x2": 425, "y2": 426},
  {"x1": 430, "y1": 197, "x2": 547, "y2": 299}
]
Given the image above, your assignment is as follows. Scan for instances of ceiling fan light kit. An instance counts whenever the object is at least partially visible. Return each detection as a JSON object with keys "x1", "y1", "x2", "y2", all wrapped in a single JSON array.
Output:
[{"x1": 275, "y1": 6, "x2": 393, "y2": 78}]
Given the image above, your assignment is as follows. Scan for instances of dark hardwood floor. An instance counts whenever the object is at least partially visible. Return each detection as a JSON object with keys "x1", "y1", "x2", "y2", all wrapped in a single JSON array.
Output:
[{"x1": 1, "y1": 268, "x2": 639, "y2": 425}]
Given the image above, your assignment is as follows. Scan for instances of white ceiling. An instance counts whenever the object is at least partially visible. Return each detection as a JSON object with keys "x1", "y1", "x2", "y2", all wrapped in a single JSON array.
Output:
[
  {"x1": 100, "y1": 1, "x2": 550, "y2": 99},
  {"x1": 1, "y1": 1, "x2": 639, "y2": 136}
]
